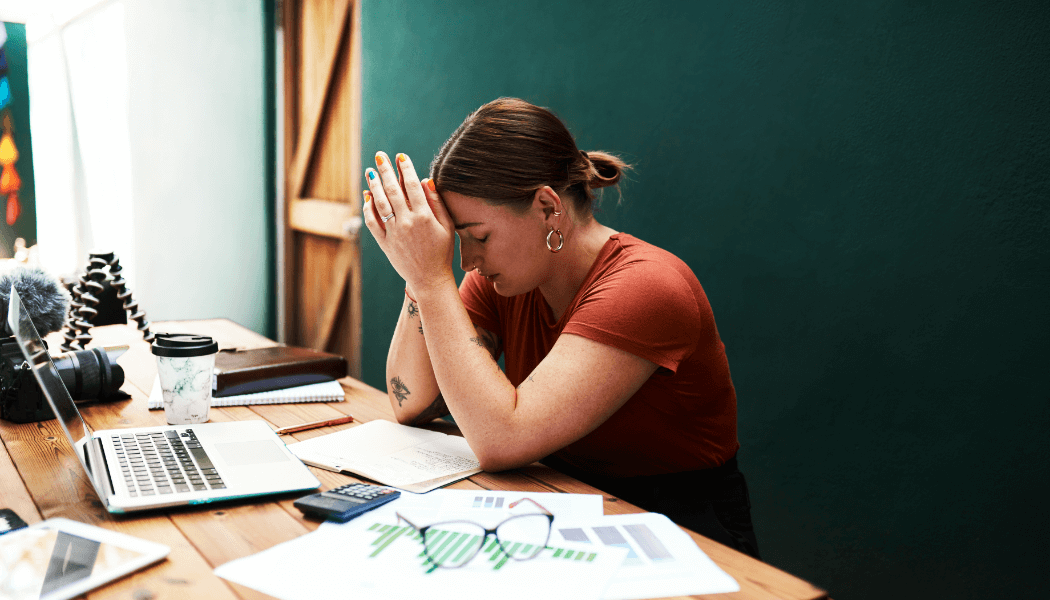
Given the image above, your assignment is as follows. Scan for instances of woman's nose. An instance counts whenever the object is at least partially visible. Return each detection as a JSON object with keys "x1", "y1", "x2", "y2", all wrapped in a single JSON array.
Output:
[{"x1": 459, "y1": 240, "x2": 477, "y2": 272}]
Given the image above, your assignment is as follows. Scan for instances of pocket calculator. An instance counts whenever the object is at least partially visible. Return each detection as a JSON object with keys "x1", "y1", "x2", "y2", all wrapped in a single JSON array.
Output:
[{"x1": 294, "y1": 483, "x2": 401, "y2": 523}]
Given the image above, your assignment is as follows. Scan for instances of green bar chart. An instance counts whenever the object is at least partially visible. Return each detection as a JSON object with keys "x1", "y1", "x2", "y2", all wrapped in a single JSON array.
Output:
[{"x1": 365, "y1": 523, "x2": 599, "y2": 573}]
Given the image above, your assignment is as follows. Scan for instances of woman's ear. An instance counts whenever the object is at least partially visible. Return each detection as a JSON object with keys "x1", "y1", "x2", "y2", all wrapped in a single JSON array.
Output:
[{"x1": 532, "y1": 186, "x2": 564, "y2": 223}]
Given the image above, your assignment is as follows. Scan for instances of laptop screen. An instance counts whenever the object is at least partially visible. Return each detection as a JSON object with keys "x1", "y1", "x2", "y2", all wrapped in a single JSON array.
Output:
[{"x1": 7, "y1": 287, "x2": 96, "y2": 478}]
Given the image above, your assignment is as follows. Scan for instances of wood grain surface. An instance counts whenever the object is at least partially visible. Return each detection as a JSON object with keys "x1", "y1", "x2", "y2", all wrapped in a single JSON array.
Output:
[{"x1": 0, "y1": 320, "x2": 826, "y2": 600}]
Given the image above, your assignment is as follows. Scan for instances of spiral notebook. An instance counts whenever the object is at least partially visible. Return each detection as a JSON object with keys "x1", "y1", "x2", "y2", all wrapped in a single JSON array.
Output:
[{"x1": 147, "y1": 377, "x2": 345, "y2": 410}]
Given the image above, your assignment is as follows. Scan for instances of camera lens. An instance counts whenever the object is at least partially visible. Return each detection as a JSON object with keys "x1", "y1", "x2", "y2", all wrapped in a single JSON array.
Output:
[{"x1": 52, "y1": 347, "x2": 126, "y2": 400}]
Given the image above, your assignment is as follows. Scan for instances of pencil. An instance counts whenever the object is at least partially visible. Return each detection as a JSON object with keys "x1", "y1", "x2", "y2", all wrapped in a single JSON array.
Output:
[{"x1": 274, "y1": 414, "x2": 354, "y2": 435}]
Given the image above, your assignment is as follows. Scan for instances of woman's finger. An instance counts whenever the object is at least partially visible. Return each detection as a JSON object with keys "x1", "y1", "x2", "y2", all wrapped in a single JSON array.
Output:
[
  {"x1": 361, "y1": 190, "x2": 386, "y2": 239},
  {"x1": 396, "y1": 153, "x2": 428, "y2": 214},
  {"x1": 365, "y1": 165, "x2": 396, "y2": 226},
  {"x1": 422, "y1": 178, "x2": 454, "y2": 231},
  {"x1": 373, "y1": 151, "x2": 410, "y2": 217}
]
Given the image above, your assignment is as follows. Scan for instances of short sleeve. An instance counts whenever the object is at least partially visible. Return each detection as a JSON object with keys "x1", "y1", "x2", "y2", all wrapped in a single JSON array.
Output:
[
  {"x1": 562, "y1": 261, "x2": 702, "y2": 373},
  {"x1": 460, "y1": 270, "x2": 502, "y2": 335}
]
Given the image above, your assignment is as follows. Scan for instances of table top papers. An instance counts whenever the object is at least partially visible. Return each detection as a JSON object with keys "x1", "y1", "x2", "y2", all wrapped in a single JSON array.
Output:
[
  {"x1": 215, "y1": 486, "x2": 739, "y2": 600},
  {"x1": 215, "y1": 510, "x2": 626, "y2": 600},
  {"x1": 288, "y1": 420, "x2": 482, "y2": 493}
]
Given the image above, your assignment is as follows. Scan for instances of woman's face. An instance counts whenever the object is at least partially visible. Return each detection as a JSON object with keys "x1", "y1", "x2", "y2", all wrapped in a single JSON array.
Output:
[{"x1": 442, "y1": 191, "x2": 551, "y2": 297}]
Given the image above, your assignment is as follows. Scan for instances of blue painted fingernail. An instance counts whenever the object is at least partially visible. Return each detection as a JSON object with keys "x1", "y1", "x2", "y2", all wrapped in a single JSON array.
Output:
[{"x1": 367, "y1": 170, "x2": 376, "y2": 180}]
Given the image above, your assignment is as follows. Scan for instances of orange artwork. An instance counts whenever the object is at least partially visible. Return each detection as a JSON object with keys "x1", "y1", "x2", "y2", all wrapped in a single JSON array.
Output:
[
  {"x1": 6, "y1": 190, "x2": 19, "y2": 225},
  {"x1": 0, "y1": 131, "x2": 17, "y2": 164},
  {"x1": 0, "y1": 162, "x2": 19, "y2": 193}
]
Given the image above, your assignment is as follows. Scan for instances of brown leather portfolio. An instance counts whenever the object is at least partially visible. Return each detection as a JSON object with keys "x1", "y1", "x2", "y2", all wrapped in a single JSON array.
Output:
[{"x1": 213, "y1": 346, "x2": 347, "y2": 397}]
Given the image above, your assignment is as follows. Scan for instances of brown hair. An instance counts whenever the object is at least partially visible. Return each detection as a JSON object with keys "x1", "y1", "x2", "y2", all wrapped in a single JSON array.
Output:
[{"x1": 430, "y1": 97, "x2": 628, "y2": 214}]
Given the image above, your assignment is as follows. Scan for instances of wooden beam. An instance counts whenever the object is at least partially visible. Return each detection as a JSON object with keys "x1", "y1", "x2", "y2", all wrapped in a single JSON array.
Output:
[
  {"x1": 310, "y1": 241, "x2": 355, "y2": 350},
  {"x1": 288, "y1": 0, "x2": 353, "y2": 199},
  {"x1": 280, "y1": 0, "x2": 301, "y2": 344},
  {"x1": 289, "y1": 198, "x2": 361, "y2": 239}
]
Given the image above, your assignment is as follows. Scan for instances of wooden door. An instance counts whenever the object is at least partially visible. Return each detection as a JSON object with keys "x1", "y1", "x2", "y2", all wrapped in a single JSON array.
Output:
[{"x1": 281, "y1": 0, "x2": 362, "y2": 378}]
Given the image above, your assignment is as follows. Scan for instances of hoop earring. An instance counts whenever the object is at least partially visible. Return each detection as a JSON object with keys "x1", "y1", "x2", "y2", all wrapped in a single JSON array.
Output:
[{"x1": 546, "y1": 228, "x2": 564, "y2": 253}]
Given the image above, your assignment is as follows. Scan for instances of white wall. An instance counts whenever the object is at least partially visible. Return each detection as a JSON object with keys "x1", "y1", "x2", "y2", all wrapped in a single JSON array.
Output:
[{"x1": 123, "y1": 1, "x2": 269, "y2": 333}]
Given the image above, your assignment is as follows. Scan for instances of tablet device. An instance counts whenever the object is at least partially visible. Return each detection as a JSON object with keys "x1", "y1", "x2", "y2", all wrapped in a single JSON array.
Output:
[{"x1": 0, "y1": 517, "x2": 170, "y2": 600}]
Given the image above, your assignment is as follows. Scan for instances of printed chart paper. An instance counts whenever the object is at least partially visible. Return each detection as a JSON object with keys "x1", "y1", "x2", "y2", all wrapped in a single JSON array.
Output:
[
  {"x1": 552, "y1": 512, "x2": 739, "y2": 599},
  {"x1": 215, "y1": 514, "x2": 627, "y2": 600}
]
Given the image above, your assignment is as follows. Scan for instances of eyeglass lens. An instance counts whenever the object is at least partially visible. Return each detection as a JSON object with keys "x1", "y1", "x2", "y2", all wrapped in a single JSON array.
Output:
[
  {"x1": 422, "y1": 514, "x2": 552, "y2": 567},
  {"x1": 494, "y1": 514, "x2": 551, "y2": 560},
  {"x1": 423, "y1": 521, "x2": 487, "y2": 567}
]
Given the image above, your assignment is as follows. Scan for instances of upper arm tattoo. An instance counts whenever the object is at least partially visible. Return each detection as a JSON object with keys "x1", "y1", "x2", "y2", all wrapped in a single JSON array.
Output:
[
  {"x1": 411, "y1": 393, "x2": 450, "y2": 426},
  {"x1": 390, "y1": 376, "x2": 410, "y2": 407},
  {"x1": 517, "y1": 372, "x2": 537, "y2": 390}
]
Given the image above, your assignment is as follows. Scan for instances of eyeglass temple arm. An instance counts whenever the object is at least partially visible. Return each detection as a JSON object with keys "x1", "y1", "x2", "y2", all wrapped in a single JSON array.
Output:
[
  {"x1": 508, "y1": 497, "x2": 553, "y2": 516},
  {"x1": 397, "y1": 512, "x2": 423, "y2": 531}
]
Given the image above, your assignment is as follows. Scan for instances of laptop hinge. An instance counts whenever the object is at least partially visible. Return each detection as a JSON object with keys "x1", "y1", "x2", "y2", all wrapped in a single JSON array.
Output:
[{"x1": 84, "y1": 437, "x2": 116, "y2": 504}]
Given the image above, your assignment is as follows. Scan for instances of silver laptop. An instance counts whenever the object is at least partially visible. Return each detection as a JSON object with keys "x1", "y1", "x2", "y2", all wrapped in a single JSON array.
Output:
[{"x1": 9, "y1": 287, "x2": 320, "y2": 513}]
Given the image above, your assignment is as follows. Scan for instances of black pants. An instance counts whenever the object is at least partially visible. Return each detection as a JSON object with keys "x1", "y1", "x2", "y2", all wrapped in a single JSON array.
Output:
[{"x1": 545, "y1": 455, "x2": 761, "y2": 560}]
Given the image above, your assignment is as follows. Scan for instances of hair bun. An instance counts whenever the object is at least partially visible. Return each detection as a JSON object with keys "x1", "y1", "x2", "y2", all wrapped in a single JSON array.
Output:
[{"x1": 584, "y1": 150, "x2": 628, "y2": 190}]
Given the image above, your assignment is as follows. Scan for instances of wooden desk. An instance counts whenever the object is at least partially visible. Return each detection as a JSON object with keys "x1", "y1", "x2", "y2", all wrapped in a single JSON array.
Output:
[{"x1": 0, "y1": 320, "x2": 826, "y2": 600}]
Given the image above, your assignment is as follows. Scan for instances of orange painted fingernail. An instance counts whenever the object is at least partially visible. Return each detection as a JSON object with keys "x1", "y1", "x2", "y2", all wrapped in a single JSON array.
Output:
[
  {"x1": 363, "y1": 190, "x2": 372, "y2": 202},
  {"x1": 375, "y1": 153, "x2": 385, "y2": 166},
  {"x1": 397, "y1": 153, "x2": 407, "y2": 163},
  {"x1": 427, "y1": 179, "x2": 436, "y2": 192}
]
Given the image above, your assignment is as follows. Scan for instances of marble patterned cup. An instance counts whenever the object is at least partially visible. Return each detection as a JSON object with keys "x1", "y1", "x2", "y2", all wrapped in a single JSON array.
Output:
[{"x1": 150, "y1": 334, "x2": 219, "y2": 425}]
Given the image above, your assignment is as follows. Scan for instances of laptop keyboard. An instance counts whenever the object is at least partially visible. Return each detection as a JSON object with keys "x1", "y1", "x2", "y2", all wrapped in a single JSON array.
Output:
[{"x1": 113, "y1": 429, "x2": 225, "y2": 497}]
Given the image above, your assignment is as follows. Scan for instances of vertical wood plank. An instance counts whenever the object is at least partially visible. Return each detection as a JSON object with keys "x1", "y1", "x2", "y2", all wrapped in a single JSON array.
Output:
[{"x1": 281, "y1": 0, "x2": 300, "y2": 344}]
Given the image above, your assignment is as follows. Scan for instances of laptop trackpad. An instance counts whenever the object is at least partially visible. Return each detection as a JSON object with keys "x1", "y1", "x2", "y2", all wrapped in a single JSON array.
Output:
[{"x1": 214, "y1": 440, "x2": 290, "y2": 466}]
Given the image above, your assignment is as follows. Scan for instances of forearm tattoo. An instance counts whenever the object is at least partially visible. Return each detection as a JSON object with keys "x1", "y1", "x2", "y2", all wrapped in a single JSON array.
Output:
[
  {"x1": 411, "y1": 393, "x2": 450, "y2": 425},
  {"x1": 390, "y1": 376, "x2": 410, "y2": 407},
  {"x1": 406, "y1": 301, "x2": 423, "y2": 335}
]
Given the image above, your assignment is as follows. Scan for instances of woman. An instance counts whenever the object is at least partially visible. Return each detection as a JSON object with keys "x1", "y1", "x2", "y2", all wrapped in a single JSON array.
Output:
[{"x1": 362, "y1": 97, "x2": 759, "y2": 558}]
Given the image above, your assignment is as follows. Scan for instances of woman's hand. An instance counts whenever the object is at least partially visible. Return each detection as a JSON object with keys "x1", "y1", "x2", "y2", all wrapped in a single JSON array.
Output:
[{"x1": 362, "y1": 152, "x2": 456, "y2": 294}]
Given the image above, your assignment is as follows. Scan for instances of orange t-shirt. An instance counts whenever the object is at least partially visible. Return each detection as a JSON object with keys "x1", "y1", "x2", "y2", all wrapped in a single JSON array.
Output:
[{"x1": 460, "y1": 233, "x2": 739, "y2": 478}]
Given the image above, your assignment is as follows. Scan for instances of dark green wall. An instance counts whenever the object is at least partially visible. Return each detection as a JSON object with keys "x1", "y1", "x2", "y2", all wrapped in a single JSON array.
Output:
[{"x1": 360, "y1": 2, "x2": 1049, "y2": 598}]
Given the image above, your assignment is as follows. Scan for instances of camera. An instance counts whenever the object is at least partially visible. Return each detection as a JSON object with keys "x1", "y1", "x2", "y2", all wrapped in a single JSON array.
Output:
[{"x1": 0, "y1": 336, "x2": 129, "y2": 423}]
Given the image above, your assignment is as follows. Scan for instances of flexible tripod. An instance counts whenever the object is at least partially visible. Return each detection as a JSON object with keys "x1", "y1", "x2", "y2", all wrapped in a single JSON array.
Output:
[{"x1": 61, "y1": 251, "x2": 154, "y2": 352}]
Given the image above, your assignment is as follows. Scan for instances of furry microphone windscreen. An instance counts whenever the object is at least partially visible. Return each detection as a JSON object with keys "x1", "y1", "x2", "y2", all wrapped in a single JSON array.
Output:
[{"x1": 0, "y1": 267, "x2": 73, "y2": 336}]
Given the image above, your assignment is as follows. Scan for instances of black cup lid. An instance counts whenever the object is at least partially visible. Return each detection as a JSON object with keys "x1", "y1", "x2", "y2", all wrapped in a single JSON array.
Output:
[{"x1": 151, "y1": 333, "x2": 218, "y2": 357}]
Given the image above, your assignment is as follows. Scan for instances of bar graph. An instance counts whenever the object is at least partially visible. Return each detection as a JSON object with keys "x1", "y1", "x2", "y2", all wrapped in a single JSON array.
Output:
[
  {"x1": 593, "y1": 525, "x2": 643, "y2": 566},
  {"x1": 366, "y1": 522, "x2": 599, "y2": 573},
  {"x1": 623, "y1": 523, "x2": 673, "y2": 561},
  {"x1": 560, "y1": 522, "x2": 677, "y2": 566},
  {"x1": 471, "y1": 495, "x2": 505, "y2": 509}
]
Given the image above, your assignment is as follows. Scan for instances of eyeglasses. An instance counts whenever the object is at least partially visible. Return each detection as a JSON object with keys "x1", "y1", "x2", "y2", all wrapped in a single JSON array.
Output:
[{"x1": 396, "y1": 497, "x2": 554, "y2": 570}]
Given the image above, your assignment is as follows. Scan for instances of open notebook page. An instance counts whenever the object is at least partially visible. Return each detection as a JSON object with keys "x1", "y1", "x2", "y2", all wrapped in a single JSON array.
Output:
[{"x1": 288, "y1": 420, "x2": 481, "y2": 492}]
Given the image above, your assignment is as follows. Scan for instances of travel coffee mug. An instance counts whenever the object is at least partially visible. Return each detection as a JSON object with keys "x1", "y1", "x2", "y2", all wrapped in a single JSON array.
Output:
[{"x1": 151, "y1": 333, "x2": 219, "y2": 425}]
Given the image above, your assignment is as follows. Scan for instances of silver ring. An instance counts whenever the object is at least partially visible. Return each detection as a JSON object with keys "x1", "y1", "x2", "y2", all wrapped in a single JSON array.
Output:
[{"x1": 381, "y1": 212, "x2": 395, "y2": 223}]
